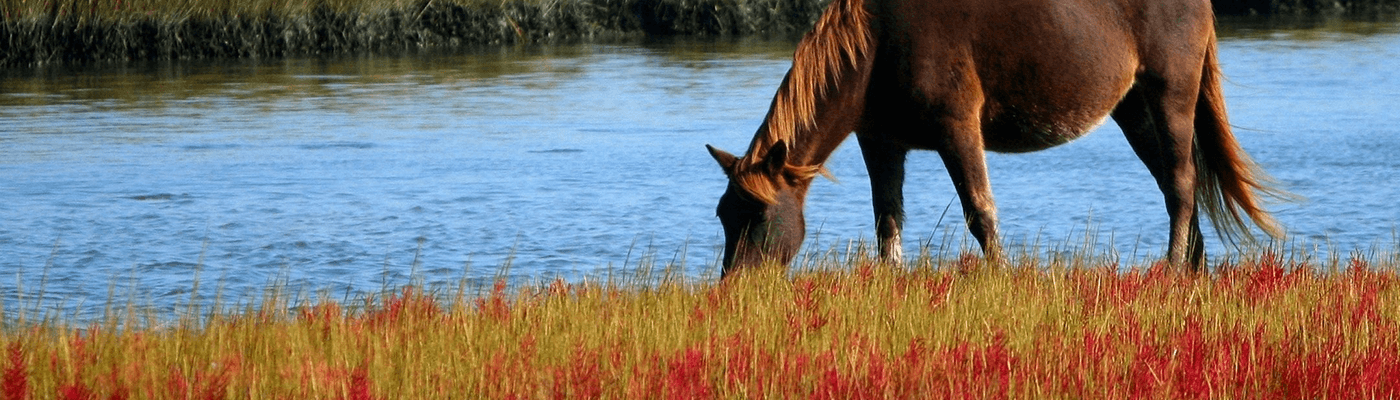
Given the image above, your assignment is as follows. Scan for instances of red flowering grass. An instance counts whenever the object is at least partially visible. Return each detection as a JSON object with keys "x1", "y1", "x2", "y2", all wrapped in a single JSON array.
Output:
[
  {"x1": 1, "y1": 249, "x2": 1398, "y2": 398},
  {"x1": 3, "y1": 343, "x2": 28, "y2": 400}
]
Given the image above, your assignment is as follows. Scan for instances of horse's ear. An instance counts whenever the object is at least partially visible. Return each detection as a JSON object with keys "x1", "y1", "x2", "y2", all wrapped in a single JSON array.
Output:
[
  {"x1": 763, "y1": 140, "x2": 789, "y2": 173},
  {"x1": 706, "y1": 144, "x2": 739, "y2": 173}
]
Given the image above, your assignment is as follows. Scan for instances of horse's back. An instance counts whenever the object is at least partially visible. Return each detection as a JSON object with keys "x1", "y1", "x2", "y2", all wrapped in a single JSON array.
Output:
[{"x1": 868, "y1": 0, "x2": 1216, "y2": 152}]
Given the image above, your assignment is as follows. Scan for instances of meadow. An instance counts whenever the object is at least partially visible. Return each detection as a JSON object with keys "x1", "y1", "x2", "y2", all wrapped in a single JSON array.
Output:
[{"x1": 2, "y1": 244, "x2": 1397, "y2": 399}]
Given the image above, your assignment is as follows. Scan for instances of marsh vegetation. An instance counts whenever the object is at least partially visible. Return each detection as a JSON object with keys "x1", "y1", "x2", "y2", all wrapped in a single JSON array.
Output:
[
  {"x1": 3, "y1": 0, "x2": 1398, "y2": 66},
  {"x1": 2, "y1": 245, "x2": 1398, "y2": 398}
]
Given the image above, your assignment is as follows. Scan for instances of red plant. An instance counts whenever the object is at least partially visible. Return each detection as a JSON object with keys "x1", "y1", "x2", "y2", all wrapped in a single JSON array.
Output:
[
  {"x1": 955, "y1": 253, "x2": 982, "y2": 274},
  {"x1": 164, "y1": 369, "x2": 189, "y2": 400},
  {"x1": 57, "y1": 383, "x2": 95, "y2": 400},
  {"x1": 546, "y1": 278, "x2": 571, "y2": 298},
  {"x1": 811, "y1": 361, "x2": 849, "y2": 400},
  {"x1": 365, "y1": 287, "x2": 442, "y2": 328},
  {"x1": 3, "y1": 343, "x2": 28, "y2": 400},
  {"x1": 923, "y1": 273, "x2": 954, "y2": 309},
  {"x1": 475, "y1": 280, "x2": 512, "y2": 323},
  {"x1": 1238, "y1": 253, "x2": 1305, "y2": 304},
  {"x1": 343, "y1": 366, "x2": 374, "y2": 400},
  {"x1": 548, "y1": 346, "x2": 604, "y2": 400},
  {"x1": 664, "y1": 348, "x2": 713, "y2": 400},
  {"x1": 194, "y1": 369, "x2": 231, "y2": 400},
  {"x1": 1171, "y1": 317, "x2": 1209, "y2": 399}
]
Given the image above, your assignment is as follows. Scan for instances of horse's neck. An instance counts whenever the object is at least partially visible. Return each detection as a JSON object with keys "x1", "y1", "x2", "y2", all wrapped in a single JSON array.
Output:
[
  {"x1": 742, "y1": 0, "x2": 873, "y2": 169},
  {"x1": 744, "y1": 124, "x2": 847, "y2": 167},
  {"x1": 746, "y1": 72, "x2": 864, "y2": 169},
  {"x1": 786, "y1": 125, "x2": 850, "y2": 168}
]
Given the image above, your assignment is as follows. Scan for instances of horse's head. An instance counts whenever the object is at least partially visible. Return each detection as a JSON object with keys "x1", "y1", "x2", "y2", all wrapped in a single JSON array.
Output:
[{"x1": 706, "y1": 141, "x2": 817, "y2": 277}]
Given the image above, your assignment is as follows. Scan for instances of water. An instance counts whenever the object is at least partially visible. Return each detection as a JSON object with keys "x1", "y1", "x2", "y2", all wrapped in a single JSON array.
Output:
[{"x1": 3, "y1": 17, "x2": 1398, "y2": 320}]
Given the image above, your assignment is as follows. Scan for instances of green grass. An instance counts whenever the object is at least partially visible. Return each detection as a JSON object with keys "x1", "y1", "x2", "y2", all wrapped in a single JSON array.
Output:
[
  {"x1": 0, "y1": 0, "x2": 830, "y2": 66},
  {"x1": 5, "y1": 0, "x2": 1397, "y2": 66},
  {"x1": 2, "y1": 244, "x2": 1398, "y2": 398}
]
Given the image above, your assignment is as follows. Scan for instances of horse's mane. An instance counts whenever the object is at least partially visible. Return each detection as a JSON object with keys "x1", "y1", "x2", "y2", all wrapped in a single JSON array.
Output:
[
  {"x1": 748, "y1": 0, "x2": 871, "y2": 160},
  {"x1": 734, "y1": 0, "x2": 872, "y2": 204}
]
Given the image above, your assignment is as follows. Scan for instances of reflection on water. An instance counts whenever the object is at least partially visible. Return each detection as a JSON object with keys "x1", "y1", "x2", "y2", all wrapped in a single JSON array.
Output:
[
  {"x1": 1217, "y1": 13, "x2": 1400, "y2": 39},
  {"x1": 0, "y1": 37, "x2": 801, "y2": 109},
  {"x1": 2, "y1": 20, "x2": 1398, "y2": 320}
]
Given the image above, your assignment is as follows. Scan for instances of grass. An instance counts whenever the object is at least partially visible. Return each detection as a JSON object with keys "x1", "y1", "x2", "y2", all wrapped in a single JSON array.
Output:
[
  {"x1": 2, "y1": 243, "x2": 1398, "y2": 399},
  {"x1": 0, "y1": 0, "x2": 829, "y2": 66}
]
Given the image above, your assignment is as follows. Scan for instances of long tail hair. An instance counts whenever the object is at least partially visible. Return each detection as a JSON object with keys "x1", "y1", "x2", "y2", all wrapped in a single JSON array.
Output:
[{"x1": 1193, "y1": 28, "x2": 1289, "y2": 244}]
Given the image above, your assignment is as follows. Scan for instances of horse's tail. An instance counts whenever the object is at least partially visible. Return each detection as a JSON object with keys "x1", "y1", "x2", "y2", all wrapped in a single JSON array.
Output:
[{"x1": 1193, "y1": 29, "x2": 1287, "y2": 244}]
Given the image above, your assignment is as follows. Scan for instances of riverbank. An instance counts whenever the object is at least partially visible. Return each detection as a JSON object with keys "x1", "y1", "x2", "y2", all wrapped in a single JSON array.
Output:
[
  {"x1": 1219, "y1": 0, "x2": 1400, "y2": 15},
  {"x1": 2, "y1": 249, "x2": 1398, "y2": 398},
  {"x1": 0, "y1": 0, "x2": 826, "y2": 67},
  {"x1": 3, "y1": 0, "x2": 1398, "y2": 67}
]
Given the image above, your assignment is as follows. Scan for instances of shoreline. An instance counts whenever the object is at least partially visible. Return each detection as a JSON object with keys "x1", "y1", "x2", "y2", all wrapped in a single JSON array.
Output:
[
  {"x1": 0, "y1": 0, "x2": 828, "y2": 67},
  {"x1": 3, "y1": 0, "x2": 1398, "y2": 67}
]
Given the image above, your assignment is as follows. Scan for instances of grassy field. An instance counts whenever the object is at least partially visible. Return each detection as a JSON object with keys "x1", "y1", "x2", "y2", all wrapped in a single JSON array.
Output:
[
  {"x1": 2, "y1": 246, "x2": 1397, "y2": 399},
  {"x1": 3, "y1": 0, "x2": 1399, "y2": 66}
]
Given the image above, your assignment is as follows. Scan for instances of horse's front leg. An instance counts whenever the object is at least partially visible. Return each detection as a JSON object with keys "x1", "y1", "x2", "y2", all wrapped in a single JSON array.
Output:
[{"x1": 857, "y1": 134, "x2": 909, "y2": 264}]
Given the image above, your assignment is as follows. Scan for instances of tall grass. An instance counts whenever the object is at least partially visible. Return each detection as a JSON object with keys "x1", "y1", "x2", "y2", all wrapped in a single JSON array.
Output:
[
  {"x1": 2, "y1": 244, "x2": 1398, "y2": 399},
  {"x1": 0, "y1": 0, "x2": 829, "y2": 66},
  {"x1": 4, "y1": 0, "x2": 1398, "y2": 66}
]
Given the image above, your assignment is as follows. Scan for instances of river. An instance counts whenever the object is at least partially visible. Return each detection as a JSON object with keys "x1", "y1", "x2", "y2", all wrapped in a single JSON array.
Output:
[{"x1": 2, "y1": 15, "x2": 1397, "y2": 319}]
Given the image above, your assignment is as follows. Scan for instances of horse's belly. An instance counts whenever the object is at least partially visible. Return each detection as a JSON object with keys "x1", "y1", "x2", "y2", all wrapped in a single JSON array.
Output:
[{"x1": 981, "y1": 105, "x2": 1112, "y2": 153}]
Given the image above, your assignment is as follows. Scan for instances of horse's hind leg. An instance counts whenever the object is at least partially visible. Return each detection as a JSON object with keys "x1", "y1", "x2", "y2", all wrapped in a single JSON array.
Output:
[
  {"x1": 857, "y1": 133, "x2": 909, "y2": 263},
  {"x1": 1112, "y1": 85, "x2": 1206, "y2": 269},
  {"x1": 936, "y1": 117, "x2": 1002, "y2": 262}
]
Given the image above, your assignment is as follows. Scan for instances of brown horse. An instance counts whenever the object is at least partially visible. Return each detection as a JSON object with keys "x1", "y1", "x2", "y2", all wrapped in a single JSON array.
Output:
[{"x1": 706, "y1": 0, "x2": 1286, "y2": 276}]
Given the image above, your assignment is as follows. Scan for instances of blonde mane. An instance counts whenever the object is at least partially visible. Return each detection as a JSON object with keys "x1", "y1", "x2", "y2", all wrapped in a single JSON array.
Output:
[
  {"x1": 748, "y1": 0, "x2": 872, "y2": 160},
  {"x1": 734, "y1": 0, "x2": 872, "y2": 204}
]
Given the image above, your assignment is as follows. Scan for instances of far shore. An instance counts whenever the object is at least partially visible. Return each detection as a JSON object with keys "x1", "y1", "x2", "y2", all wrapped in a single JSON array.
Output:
[{"x1": 2, "y1": 0, "x2": 1397, "y2": 67}]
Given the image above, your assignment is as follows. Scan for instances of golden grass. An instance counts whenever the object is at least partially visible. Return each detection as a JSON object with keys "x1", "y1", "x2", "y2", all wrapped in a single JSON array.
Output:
[{"x1": 2, "y1": 246, "x2": 1398, "y2": 398}]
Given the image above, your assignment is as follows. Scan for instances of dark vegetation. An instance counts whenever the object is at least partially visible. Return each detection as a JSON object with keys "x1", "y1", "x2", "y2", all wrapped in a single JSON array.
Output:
[
  {"x1": 1, "y1": 0, "x2": 1397, "y2": 66},
  {"x1": 1216, "y1": 0, "x2": 1400, "y2": 16},
  {"x1": 0, "y1": 0, "x2": 827, "y2": 66}
]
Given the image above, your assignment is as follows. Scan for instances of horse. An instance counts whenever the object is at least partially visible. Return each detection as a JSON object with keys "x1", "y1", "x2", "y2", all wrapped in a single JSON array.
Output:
[{"x1": 705, "y1": 0, "x2": 1286, "y2": 277}]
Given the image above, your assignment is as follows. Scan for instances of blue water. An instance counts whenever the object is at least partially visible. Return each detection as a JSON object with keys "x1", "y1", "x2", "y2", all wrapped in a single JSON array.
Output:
[{"x1": 2, "y1": 18, "x2": 1398, "y2": 320}]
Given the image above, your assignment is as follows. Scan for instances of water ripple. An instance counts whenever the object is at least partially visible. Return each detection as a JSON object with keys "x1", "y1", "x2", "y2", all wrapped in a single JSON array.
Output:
[{"x1": 3, "y1": 31, "x2": 1399, "y2": 321}]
